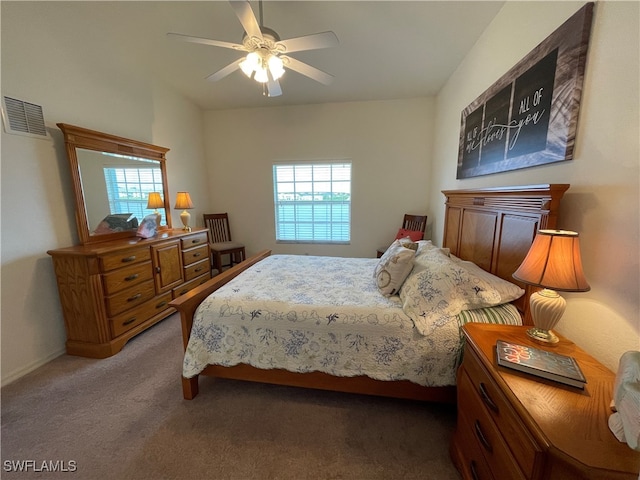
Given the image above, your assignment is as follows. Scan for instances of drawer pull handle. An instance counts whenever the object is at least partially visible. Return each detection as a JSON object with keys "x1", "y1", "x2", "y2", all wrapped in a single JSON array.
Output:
[
  {"x1": 474, "y1": 420, "x2": 492, "y2": 453},
  {"x1": 479, "y1": 382, "x2": 499, "y2": 413},
  {"x1": 122, "y1": 317, "x2": 137, "y2": 326},
  {"x1": 155, "y1": 301, "x2": 168, "y2": 309},
  {"x1": 124, "y1": 274, "x2": 139, "y2": 281},
  {"x1": 469, "y1": 461, "x2": 480, "y2": 480},
  {"x1": 194, "y1": 267, "x2": 203, "y2": 273},
  {"x1": 193, "y1": 252, "x2": 202, "y2": 257},
  {"x1": 192, "y1": 239, "x2": 200, "y2": 244},
  {"x1": 179, "y1": 289, "x2": 188, "y2": 296},
  {"x1": 127, "y1": 293, "x2": 142, "y2": 302},
  {"x1": 121, "y1": 256, "x2": 136, "y2": 263}
]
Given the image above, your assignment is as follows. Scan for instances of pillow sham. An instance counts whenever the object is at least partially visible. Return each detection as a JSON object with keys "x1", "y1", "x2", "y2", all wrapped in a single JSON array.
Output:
[
  {"x1": 399, "y1": 249, "x2": 502, "y2": 335},
  {"x1": 395, "y1": 228, "x2": 424, "y2": 242},
  {"x1": 451, "y1": 256, "x2": 524, "y2": 304},
  {"x1": 374, "y1": 239, "x2": 417, "y2": 296}
]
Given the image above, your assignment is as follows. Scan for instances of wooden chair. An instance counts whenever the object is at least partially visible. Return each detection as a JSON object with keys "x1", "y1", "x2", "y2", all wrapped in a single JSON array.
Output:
[
  {"x1": 377, "y1": 214, "x2": 428, "y2": 258},
  {"x1": 203, "y1": 213, "x2": 246, "y2": 273}
]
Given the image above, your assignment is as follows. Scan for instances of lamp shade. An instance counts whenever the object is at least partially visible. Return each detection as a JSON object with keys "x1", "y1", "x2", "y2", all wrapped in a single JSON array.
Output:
[
  {"x1": 174, "y1": 192, "x2": 194, "y2": 210},
  {"x1": 513, "y1": 230, "x2": 590, "y2": 292},
  {"x1": 146, "y1": 192, "x2": 164, "y2": 210}
]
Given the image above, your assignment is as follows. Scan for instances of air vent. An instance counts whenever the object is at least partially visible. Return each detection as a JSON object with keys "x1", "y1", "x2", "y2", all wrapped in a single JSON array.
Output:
[{"x1": 1, "y1": 95, "x2": 49, "y2": 139}]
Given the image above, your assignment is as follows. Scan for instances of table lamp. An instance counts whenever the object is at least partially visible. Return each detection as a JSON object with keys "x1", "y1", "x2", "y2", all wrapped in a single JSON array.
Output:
[
  {"x1": 146, "y1": 192, "x2": 164, "y2": 226},
  {"x1": 512, "y1": 230, "x2": 590, "y2": 344},
  {"x1": 174, "y1": 192, "x2": 194, "y2": 232}
]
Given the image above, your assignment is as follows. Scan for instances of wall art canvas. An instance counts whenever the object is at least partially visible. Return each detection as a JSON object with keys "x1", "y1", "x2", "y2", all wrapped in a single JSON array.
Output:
[{"x1": 457, "y1": 3, "x2": 593, "y2": 179}]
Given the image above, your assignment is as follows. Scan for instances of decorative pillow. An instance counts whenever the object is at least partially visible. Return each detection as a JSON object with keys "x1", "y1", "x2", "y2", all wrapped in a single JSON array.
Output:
[
  {"x1": 374, "y1": 239, "x2": 417, "y2": 296},
  {"x1": 399, "y1": 249, "x2": 502, "y2": 335},
  {"x1": 395, "y1": 228, "x2": 424, "y2": 242},
  {"x1": 451, "y1": 256, "x2": 524, "y2": 304}
]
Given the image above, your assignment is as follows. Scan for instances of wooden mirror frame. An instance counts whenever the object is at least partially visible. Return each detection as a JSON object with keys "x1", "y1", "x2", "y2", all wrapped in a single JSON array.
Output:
[{"x1": 57, "y1": 123, "x2": 173, "y2": 245}]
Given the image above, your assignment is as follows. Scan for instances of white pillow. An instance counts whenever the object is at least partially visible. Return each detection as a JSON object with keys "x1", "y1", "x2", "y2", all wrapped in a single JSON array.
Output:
[
  {"x1": 374, "y1": 239, "x2": 417, "y2": 296},
  {"x1": 451, "y1": 256, "x2": 524, "y2": 303},
  {"x1": 400, "y1": 249, "x2": 502, "y2": 335}
]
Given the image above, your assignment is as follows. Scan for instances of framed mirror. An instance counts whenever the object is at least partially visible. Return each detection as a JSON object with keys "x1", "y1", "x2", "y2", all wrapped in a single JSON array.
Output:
[{"x1": 57, "y1": 123, "x2": 173, "y2": 245}]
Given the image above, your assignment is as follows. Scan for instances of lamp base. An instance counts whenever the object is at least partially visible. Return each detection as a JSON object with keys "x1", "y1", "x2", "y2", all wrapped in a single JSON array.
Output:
[
  {"x1": 527, "y1": 326, "x2": 559, "y2": 344},
  {"x1": 527, "y1": 288, "x2": 566, "y2": 345},
  {"x1": 180, "y1": 210, "x2": 191, "y2": 232}
]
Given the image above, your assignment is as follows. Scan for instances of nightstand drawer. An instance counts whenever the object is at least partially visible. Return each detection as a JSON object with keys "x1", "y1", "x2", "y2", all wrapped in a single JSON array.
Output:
[
  {"x1": 458, "y1": 368, "x2": 526, "y2": 480},
  {"x1": 455, "y1": 407, "x2": 496, "y2": 480},
  {"x1": 462, "y1": 347, "x2": 540, "y2": 477}
]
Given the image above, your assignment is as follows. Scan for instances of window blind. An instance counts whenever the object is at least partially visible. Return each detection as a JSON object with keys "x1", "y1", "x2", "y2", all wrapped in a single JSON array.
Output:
[{"x1": 273, "y1": 162, "x2": 351, "y2": 243}]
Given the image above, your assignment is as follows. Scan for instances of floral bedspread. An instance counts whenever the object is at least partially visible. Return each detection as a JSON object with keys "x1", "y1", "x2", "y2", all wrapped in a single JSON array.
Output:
[{"x1": 183, "y1": 255, "x2": 495, "y2": 387}]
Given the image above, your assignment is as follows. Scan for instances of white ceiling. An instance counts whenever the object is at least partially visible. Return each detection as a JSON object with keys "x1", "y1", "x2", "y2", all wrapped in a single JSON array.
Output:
[{"x1": 24, "y1": 1, "x2": 505, "y2": 111}]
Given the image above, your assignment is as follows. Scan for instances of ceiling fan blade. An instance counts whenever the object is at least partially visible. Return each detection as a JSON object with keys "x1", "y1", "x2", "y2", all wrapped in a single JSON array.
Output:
[
  {"x1": 266, "y1": 77, "x2": 282, "y2": 97},
  {"x1": 205, "y1": 60, "x2": 242, "y2": 82},
  {"x1": 277, "y1": 31, "x2": 339, "y2": 54},
  {"x1": 229, "y1": 0, "x2": 263, "y2": 40},
  {"x1": 283, "y1": 56, "x2": 334, "y2": 85},
  {"x1": 167, "y1": 33, "x2": 246, "y2": 51}
]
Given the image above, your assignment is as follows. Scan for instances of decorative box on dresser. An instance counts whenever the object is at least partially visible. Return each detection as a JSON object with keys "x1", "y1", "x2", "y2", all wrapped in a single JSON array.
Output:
[
  {"x1": 48, "y1": 228, "x2": 211, "y2": 358},
  {"x1": 451, "y1": 323, "x2": 640, "y2": 480}
]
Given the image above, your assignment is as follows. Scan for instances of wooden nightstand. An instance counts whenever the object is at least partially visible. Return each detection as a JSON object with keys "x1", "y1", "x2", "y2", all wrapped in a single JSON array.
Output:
[{"x1": 450, "y1": 323, "x2": 640, "y2": 480}]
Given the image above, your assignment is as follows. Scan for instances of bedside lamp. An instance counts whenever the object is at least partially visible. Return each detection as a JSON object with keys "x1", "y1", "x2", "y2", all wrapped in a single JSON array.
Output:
[
  {"x1": 146, "y1": 192, "x2": 164, "y2": 226},
  {"x1": 174, "y1": 192, "x2": 194, "y2": 232},
  {"x1": 513, "y1": 230, "x2": 590, "y2": 344}
]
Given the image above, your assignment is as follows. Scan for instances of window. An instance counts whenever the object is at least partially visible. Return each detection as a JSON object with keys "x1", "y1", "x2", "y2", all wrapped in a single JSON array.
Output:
[
  {"x1": 103, "y1": 154, "x2": 166, "y2": 224},
  {"x1": 273, "y1": 162, "x2": 351, "y2": 243}
]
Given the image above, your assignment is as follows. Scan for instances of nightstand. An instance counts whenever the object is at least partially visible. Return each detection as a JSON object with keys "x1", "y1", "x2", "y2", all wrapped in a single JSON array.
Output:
[{"x1": 450, "y1": 323, "x2": 640, "y2": 480}]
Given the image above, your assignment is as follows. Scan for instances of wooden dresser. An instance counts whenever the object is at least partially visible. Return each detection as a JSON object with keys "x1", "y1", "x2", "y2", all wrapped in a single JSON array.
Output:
[
  {"x1": 451, "y1": 323, "x2": 640, "y2": 480},
  {"x1": 48, "y1": 228, "x2": 211, "y2": 358}
]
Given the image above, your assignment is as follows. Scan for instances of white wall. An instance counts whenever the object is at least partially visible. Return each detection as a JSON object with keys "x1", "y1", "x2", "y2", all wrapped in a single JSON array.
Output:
[
  {"x1": 203, "y1": 98, "x2": 434, "y2": 258},
  {"x1": 1, "y1": 3, "x2": 209, "y2": 385},
  {"x1": 430, "y1": 1, "x2": 640, "y2": 370}
]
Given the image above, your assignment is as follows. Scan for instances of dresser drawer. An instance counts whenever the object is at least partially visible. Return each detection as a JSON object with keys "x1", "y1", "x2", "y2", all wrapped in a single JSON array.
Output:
[
  {"x1": 181, "y1": 232, "x2": 208, "y2": 250},
  {"x1": 173, "y1": 271, "x2": 212, "y2": 298},
  {"x1": 105, "y1": 280, "x2": 156, "y2": 317},
  {"x1": 102, "y1": 261, "x2": 152, "y2": 296},
  {"x1": 184, "y1": 259, "x2": 210, "y2": 281},
  {"x1": 110, "y1": 293, "x2": 172, "y2": 337},
  {"x1": 182, "y1": 244, "x2": 209, "y2": 266},
  {"x1": 458, "y1": 368, "x2": 526, "y2": 480},
  {"x1": 100, "y1": 247, "x2": 151, "y2": 272}
]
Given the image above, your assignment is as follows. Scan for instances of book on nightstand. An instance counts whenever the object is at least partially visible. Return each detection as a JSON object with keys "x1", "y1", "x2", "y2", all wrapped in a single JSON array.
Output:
[{"x1": 496, "y1": 340, "x2": 587, "y2": 389}]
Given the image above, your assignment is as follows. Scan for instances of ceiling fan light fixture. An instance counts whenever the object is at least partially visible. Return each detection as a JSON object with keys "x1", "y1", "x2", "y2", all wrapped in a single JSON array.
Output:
[
  {"x1": 239, "y1": 51, "x2": 260, "y2": 77},
  {"x1": 268, "y1": 55, "x2": 285, "y2": 80},
  {"x1": 254, "y1": 66, "x2": 269, "y2": 83}
]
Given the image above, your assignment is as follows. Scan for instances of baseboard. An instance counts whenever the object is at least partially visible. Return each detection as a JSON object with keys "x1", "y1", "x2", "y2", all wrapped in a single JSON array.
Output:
[{"x1": 1, "y1": 348, "x2": 66, "y2": 387}]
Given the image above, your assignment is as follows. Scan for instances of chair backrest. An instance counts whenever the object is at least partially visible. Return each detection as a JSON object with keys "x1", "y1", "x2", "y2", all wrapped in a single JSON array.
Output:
[
  {"x1": 203, "y1": 213, "x2": 232, "y2": 243},
  {"x1": 402, "y1": 214, "x2": 427, "y2": 233}
]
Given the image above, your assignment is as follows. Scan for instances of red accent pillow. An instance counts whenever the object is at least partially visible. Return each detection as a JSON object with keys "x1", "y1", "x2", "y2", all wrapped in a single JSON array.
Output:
[{"x1": 395, "y1": 228, "x2": 424, "y2": 241}]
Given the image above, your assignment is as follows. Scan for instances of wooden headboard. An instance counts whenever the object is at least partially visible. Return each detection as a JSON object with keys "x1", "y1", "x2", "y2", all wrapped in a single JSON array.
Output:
[{"x1": 442, "y1": 184, "x2": 569, "y2": 325}]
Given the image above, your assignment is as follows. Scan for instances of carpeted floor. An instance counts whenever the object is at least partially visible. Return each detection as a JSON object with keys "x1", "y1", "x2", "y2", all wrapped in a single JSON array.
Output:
[{"x1": 1, "y1": 314, "x2": 461, "y2": 480}]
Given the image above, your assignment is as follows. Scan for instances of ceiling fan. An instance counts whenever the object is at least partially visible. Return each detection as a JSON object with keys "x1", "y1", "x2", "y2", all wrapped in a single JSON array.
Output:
[{"x1": 167, "y1": 0, "x2": 339, "y2": 97}]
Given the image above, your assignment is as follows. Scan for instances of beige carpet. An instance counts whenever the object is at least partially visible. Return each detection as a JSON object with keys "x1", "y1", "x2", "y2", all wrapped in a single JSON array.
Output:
[{"x1": 1, "y1": 314, "x2": 460, "y2": 480}]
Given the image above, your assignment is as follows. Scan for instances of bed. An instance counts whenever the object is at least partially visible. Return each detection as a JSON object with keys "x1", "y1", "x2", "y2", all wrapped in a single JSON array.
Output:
[{"x1": 170, "y1": 184, "x2": 569, "y2": 402}]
